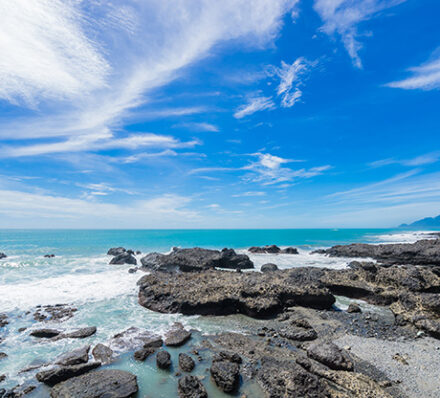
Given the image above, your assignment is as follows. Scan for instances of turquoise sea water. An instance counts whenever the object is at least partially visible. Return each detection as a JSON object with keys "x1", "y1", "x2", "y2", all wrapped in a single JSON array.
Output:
[{"x1": 0, "y1": 228, "x2": 437, "y2": 396}]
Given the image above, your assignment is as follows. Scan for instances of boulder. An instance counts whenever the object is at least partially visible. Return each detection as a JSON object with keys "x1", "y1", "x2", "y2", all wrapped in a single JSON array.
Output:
[
  {"x1": 307, "y1": 342, "x2": 353, "y2": 371},
  {"x1": 179, "y1": 353, "x2": 195, "y2": 372},
  {"x1": 107, "y1": 247, "x2": 126, "y2": 256},
  {"x1": 138, "y1": 268, "x2": 335, "y2": 318},
  {"x1": 164, "y1": 323, "x2": 191, "y2": 347},
  {"x1": 55, "y1": 346, "x2": 90, "y2": 366},
  {"x1": 178, "y1": 375, "x2": 207, "y2": 398},
  {"x1": 64, "y1": 326, "x2": 97, "y2": 339},
  {"x1": 50, "y1": 369, "x2": 138, "y2": 398},
  {"x1": 133, "y1": 347, "x2": 156, "y2": 362},
  {"x1": 249, "y1": 245, "x2": 281, "y2": 253},
  {"x1": 30, "y1": 329, "x2": 61, "y2": 338},
  {"x1": 282, "y1": 247, "x2": 299, "y2": 254},
  {"x1": 111, "y1": 327, "x2": 162, "y2": 351},
  {"x1": 109, "y1": 252, "x2": 137, "y2": 265},
  {"x1": 210, "y1": 357, "x2": 240, "y2": 393},
  {"x1": 261, "y1": 263, "x2": 278, "y2": 272},
  {"x1": 156, "y1": 350, "x2": 171, "y2": 369},
  {"x1": 91, "y1": 344, "x2": 113, "y2": 364},
  {"x1": 140, "y1": 247, "x2": 253, "y2": 272},
  {"x1": 347, "y1": 303, "x2": 362, "y2": 313},
  {"x1": 36, "y1": 362, "x2": 101, "y2": 386}
]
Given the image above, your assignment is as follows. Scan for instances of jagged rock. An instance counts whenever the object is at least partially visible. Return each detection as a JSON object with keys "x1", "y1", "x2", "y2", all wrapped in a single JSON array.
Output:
[
  {"x1": 55, "y1": 345, "x2": 90, "y2": 366},
  {"x1": 111, "y1": 327, "x2": 162, "y2": 351},
  {"x1": 140, "y1": 247, "x2": 253, "y2": 272},
  {"x1": 307, "y1": 342, "x2": 353, "y2": 371},
  {"x1": 317, "y1": 239, "x2": 440, "y2": 265},
  {"x1": 107, "y1": 247, "x2": 126, "y2": 256},
  {"x1": 156, "y1": 350, "x2": 171, "y2": 369},
  {"x1": 347, "y1": 303, "x2": 362, "y2": 313},
  {"x1": 279, "y1": 326, "x2": 318, "y2": 341},
  {"x1": 30, "y1": 329, "x2": 61, "y2": 338},
  {"x1": 164, "y1": 323, "x2": 191, "y2": 347},
  {"x1": 133, "y1": 347, "x2": 156, "y2": 361},
  {"x1": 210, "y1": 354, "x2": 240, "y2": 394},
  {"x1": 109, "y1": 252, "x2": 137, "y2": 265},
  {"x1": 178, "y1": 375, "x2": 207, "y2": 398},
  {"x1": 36, "y1": 362, "x2": 101, "y2": 386},
  {"x1": 92, "y1": 344, "x2": 113, "y2": 364},
  {"x1": 249, "y1": 245, "x2": 281, "y2": 253},
  {"x1": 64, "y1": 326, "x2": 97, "y2": 339},
  {"x1": 138, "y1": 268, "x2": 335, "y2": 318},
  {"x1": 179, "y1": 353, "x2": 195, "y2": 372},
  {"x1": 1, "y1": 384, "x2": 36, "y2": 397},
  {"x1": 33, "y1": 304, "x2": 77, "y2": 322},
  {"x1": 261, "y1": 263, "x2": 278, "y2": 272},
  {"x1": 50, "y1": 369, "x2": 138, "y2": 398}
]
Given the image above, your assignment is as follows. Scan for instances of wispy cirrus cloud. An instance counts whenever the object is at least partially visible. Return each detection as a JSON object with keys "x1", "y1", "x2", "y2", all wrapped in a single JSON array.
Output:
[
  {"x1": 386, "y1": 51, "x2": 440, "y2": 90},
  {"x1": 172, "y1": 122, "x2": 219, "y2": 132},
  {"x1": 234, "y1": 96, "x2": 276, "y2": 119},
  {"x1": 314, "y1": 0, "x2": 407, "y2": 68},
  {"x1": 369, "y1": 152, "x2": 440, "y2": 168}
]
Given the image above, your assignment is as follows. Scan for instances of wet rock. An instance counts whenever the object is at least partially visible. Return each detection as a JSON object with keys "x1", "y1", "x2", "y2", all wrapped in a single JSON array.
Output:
[
  {"x1": 156, "y1": 350, "x2": 171, "y2": 369},
  {"x1": 1, "y1": 384, "x2": 36, "y2": 397},
  {"x1": 111, "y1": 327, "x2": 162, "y2": 351},
  {"x1": 210, "y1": 356, "x2": 240, "y2": 393},
  {"x1": 0, "y1": 375, "x2": 5, "y2": 383},
  {"x1": 44, "y1": 254, "x2": 55, "y2": 258},
  {"x1": 109, "y1": 252, "x2": 137, "y2": 265},
  {"x1": 133, "y1": 347, "x2": 156, "y2": 361},
  {"x1": 164, "y1": 323, "x2": 191, "y2": 347},
  {"x1": 128, "y1": 267, "x2": 138, "y2": 273},
  {"x1": 282, "y1": 247, "x2": 299, "y2": 254},
  {"x1": 138, "y1": 268, "x2": 335, "y2": 318},
  {"x1": 91, "y1": 344, "x2": 113, "y2": 364},
  {"x1": 0, "y1": 314, "x2": 8, "y2": 328},
  {"x1": 50, "y1": 369, "x2": 138, "y2": 398},
  {"x1": 248, "y1": 245, "x2": 281, "y2": 253},
  {"x1": 178, "y1": 375, "x2": 207, "y2": 398},
  {"x1": 30, "y1": 329, "x2": 61, "y2": 338},
  {"x1": 347, "y1": 303, "x2": 362, "y2": 313},
  {"x1": 107, "y1": 247, "x2": 126, "y2": 256},
  {"x1": 0, "y1": 353, "x2": 7, "y2": 360},
  {"x1": 0, "y1": 253, "x2": 6, "y2": 260},
  {"x1": 307, "y1": 342, "x2": 353, "y2": 371},
  {"x1": 55, "y1": 345, "x2": 90, "y2": 366},
  {"x1": 64, "y1": 326, "x2": 97, "y2": 339},
  {"x1": 36, "y1": 362, "x2": 101, "y2": 386},
  {"x1": 179, "y1": 353, "x2": 195, "y2": 372},
  {"x1": 140, "y1": 247, "x2": 253, "y2": 272},
  {"x1": 33, "y1": 304, "x2": 77, "y2": 322},
  {"x1": 261, "y1": 263, "x2": 278, "y2": 272}
]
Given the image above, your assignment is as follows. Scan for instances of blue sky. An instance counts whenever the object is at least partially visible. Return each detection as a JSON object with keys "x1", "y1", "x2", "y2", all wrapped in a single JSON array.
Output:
[{"x1": 0, "y1": 0, "x2": 439, "y2": 228}]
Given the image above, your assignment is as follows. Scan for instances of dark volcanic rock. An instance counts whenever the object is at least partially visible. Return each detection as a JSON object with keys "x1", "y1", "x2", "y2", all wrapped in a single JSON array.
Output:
[
  {"x1": 0, "y1": 353, "x2": 7, "y2": 360},
  {"x1": 50, "y1": 369, "x2": 138, "y2": 398},
  {"x1": 164, "y1": 323, "x2": 191, "y2": 347},
  {"x1": 33, "y1": 304, "x2": 77, "y2": 322},
  {"x1": 140, "y1": 247, "x2": 253, "y2": 272},
  {"x1": 91, "y1": 344, "x2": 113, "y2": 364},
  {"x1": 318, "y1": 238, "x2": 440, "y2": 265},
  {"x1": 111, "y1": 327, "x2": 162, "y2": 351},
  {"x1": 64, "y1": 326, "x2": 97, "y2": 339},
  {"x1": 44, "y1": 254, "x2": 55, "y2": 258},
  {"x1": 110, "y1": 252, "x2": 137, "y2": 265},
  {"x1": 261, "y1": 263, "x2": 278, "y2": 272},
  {"x1": 210, "y1": 356, "x2": 240, "y2": 393},
  {"x1": 36, "y1": 362, "x2": 101, "y2": 386},
  {"x1": 282, "y1": 247, "x2": 299, "y2": 254},
  {"x1": 347, "y1": 303, "x2": 362, "y2": 313},
  {"x1": 179, "y1": 353, "x2": 195, "y2": 372},
  {"x1": 249, "y1": 245, "x2": 281, "y2": 253},
  {"x1": 107, "y1": 247, "x2": 126, "y2": 256},
  {"x1": 279, "y1": 326, "x2": 318, "y2": 341},
  {"x1": 307, "y1": 342, "x2": 353, "y2": 371},
  {"x1": 30, "y1": 329, "x2": 61, "y2": 338},
  {"x1": 1, "y1": 383, "x2": 36, "y2": 397},
  {"x1": 138, "y1": 268, "x2": 335, "y2": 318},
  {"x1": 178, "y1": 375, "x2": 207, "y2": 398},
  {"x1": 55, "y1": 345, "x2": 90, "y2": 366},
  {"x1": 133, "y1": 347, "x2": 156, "y2": 362},
  {"x1": 0, "y1": 253, "x2": 6, "y2": 260},
  {"x1": 156, "y1": 350, "x2": 171, "y2": 369},
  {"x1": 0, "y1": 314, "x2": 8, "y2": 328}
]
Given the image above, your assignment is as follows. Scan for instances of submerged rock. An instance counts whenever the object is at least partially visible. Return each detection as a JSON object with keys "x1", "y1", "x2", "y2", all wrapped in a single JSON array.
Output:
[
  {"x1": 156, "y1": 350, "x2": 171, "y2": 369},
  {"x1": 109, "y1": 252, "x2": 137, "y2": 265},
  {"x1": 179, "y1": 353, "x2": 195, "y2": 372},
  {"x1": 140, "y1": 247, "x2": 253, "y2": 272},
  {"x1": 50, "y1": 369, "x2": 138, "y2": 398},
  {"x1": 111, "y1": 327, "x2": 162, "y2": 351},
  {"x1": 138, "y1": 268, "x2": 335, "y2": 318},
  {"x1": 178, "y1": 375, "x2": 207, "y2": 398},
  {"x1": 164, "y1": 323, "x2": 191, "y2": 347},
  {"x1": 307, "y1": 342, "x2": 353, "y2": 371},
  {"x1": 36, "y1": 362, "x2": 101, "y2": 386},
  {"x1": 92, "y1": 344, "x2": 113, "y2": 364}
]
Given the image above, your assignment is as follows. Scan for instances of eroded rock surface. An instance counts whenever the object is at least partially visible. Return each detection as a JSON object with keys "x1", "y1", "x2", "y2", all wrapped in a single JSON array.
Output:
[{"x1": 178, "y1": 375, "x2": 207, "y2": 398}]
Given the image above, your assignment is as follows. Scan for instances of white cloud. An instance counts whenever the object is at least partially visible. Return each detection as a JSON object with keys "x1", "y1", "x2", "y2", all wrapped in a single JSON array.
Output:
[
  {"x1": 314, "y1": 0, "x2": 406, "y2": 68},
  {"x1": 370, "y1": 152, "x2": 440, "y2": 168},
  {"x1": 173, "y1": 122, "x2": 219, "y2": 132},
  {"x1": 386, "y1": 53, "x2": 440, "y2": 90},
  {"x1": 0, "y1": 0, "x2": 298, "y2": 156},
  {"x1": 232, "y1": 191, "x2": 266, "y2": 197},
  {"x1": 234, "y1": 96, "x2": 276, "y2": 119}
]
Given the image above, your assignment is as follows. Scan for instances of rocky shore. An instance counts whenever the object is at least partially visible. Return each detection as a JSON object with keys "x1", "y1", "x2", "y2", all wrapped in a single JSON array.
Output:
[{"x1": 2, "y1": 239, "x2": 440, "y2": 397}]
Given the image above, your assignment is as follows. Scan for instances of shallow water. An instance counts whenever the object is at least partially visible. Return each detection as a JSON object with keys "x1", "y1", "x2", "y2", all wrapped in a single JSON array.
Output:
[{"x1": 0, "y1": 228, "x2": 438, "y2": 395}]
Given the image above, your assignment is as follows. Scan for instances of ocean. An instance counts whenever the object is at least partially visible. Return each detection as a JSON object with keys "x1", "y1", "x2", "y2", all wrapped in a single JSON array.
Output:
[{"x1": 0, "y1": 228, "x2": 438, "y2": 396}]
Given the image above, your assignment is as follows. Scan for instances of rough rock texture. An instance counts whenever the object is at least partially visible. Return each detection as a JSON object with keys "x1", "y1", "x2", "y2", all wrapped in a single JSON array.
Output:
[
  {"x1": 36, "y1": 362, "x2": 101, "y2": 386},
  {"x1": 107, "y1": 247, "x2": 126, "y2": 256},
  {"x1": 261, "y1": 263, "x2": 278, "y2": 272},
  {"x1": 307, "y1": 342, "x2": 354, "y2": 371},
  {"x1": 55, "y1": 345, "x2": 90, "y2": 366},
  {"x1": 164, "y1": 323, "x2": 192, "y2": 347},
  {"x1": 63, "y1": 326, "x2": 97, "y2": 339},
  {"x1": 30, "y1": 329, "x2": 61, "y2": 338},
  {"x1": 210, "y1": 352, "x2": 241, "y2": 393},
  {"x1": 0, "y1": 314, "x2": 8, "y2": 328},
  {"x1": 33, "y1": 304, "x2": 77, "y2": 322},
  {"x1": 133, "y1": 347, "x2": 156, "y2": 362},
  {"x1": 317, "y1": 239, "x2": 440, "y2": 265},
  {"x1": 110, "y1": 252, "x2": 137, "y2": 265},
  {"x1": 156, "y1": 350, "x2": 171, "y2": 369},
  {"x1": 50, "y1": 369, "x2": 138, "y2": 398},
  {"x1": 248, "y1": 245, "x2": 298, "y2": 254},
  {"x1": 91, "y1": 344, "x2": 113, "y2": 364},
  {"x1": 111, "y1": 327, "x2": 162, "y2": 351},
  {"x1": 178, "y1": 353, "x2": 195, "y2": 372},
  {"x1": 138, "y1": 268, "x2": 335, "y2": 318},
  {"x1": 347, "y1": 303, "x2": 362, "y2": 313},
  {"x1": 140, "y1": 247, "x2": 253, "y2": 272},
  {"x1": 178, "y1": 376, "x2": 207, "y2": 398}
]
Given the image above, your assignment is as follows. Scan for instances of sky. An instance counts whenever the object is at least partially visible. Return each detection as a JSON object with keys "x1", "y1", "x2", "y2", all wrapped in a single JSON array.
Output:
[{"x1": 0, "y1": 0, "x2": 439, "y2": 228}]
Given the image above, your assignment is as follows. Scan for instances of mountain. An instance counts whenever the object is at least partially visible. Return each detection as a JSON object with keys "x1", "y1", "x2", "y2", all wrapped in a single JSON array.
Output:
[{"x1": 400, "y1": 215, "x2": 440, "y2": 229}]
